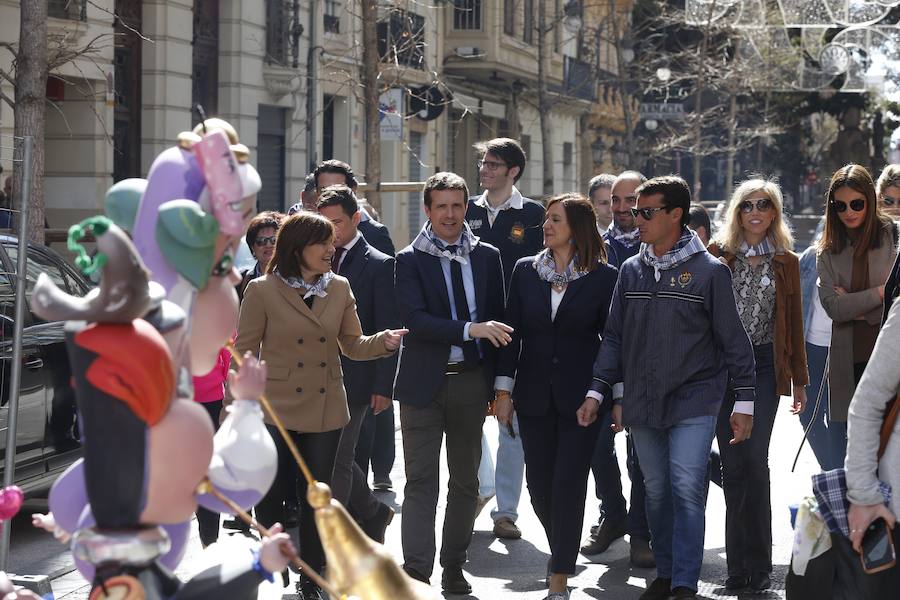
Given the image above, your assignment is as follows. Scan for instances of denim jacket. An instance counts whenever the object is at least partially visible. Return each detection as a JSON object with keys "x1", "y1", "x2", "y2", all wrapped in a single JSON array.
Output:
[{"x1": 799, "y1": 245, "x2": 819, "y2": 338}]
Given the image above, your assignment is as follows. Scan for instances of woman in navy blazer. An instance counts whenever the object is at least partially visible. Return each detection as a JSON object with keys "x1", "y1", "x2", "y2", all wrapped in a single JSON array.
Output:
[{"x1": 494, "y1": 193, "x2": 618, "y2": 599}]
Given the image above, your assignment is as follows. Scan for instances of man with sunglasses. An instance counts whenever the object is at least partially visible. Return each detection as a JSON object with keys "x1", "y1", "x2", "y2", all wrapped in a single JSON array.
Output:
[
  {"x1": 465, "y1": 137, "x2": 544, "y2": 542},
  {"x1": 583, "y1": 171, "x2": 654, "y2": 566},
  {"x1": 588, "y1": 175, "x2": 756, "y2": 600}
]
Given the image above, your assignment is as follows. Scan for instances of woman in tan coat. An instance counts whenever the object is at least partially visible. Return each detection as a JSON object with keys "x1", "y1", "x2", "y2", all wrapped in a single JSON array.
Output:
[
  {"x1": 816, "y1": 164, "x2": 898, "y2": 470},
  {"x1": 235, "y1": 212, "x2": 405, "y2": 599},
  {"x1": 709, "y1": 178, "x2": 808, "y2": 592}
]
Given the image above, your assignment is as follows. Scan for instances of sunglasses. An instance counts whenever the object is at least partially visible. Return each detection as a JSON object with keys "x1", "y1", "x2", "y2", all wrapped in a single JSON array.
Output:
[
  {"x1": 832, "y1": 199, "x2": 865, "y2": 213},
  {"x1": 630, "y1": 206, "x2": 667, "y2": 220},
  {"x1": 739, "y1": 198, "x2": 773, "y2": 213},
  {"x1": 254, "y1": 235, "x2": 277, "y2": 247},
  {"x1": 883, "y1": 196, "x2": 898, "y2": 207}
]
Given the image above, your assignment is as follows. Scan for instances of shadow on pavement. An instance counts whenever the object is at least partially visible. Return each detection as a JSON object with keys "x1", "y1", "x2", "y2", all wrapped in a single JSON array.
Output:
[{"x1": 465, "y1": 531, "x2": 550, "y2": 593}]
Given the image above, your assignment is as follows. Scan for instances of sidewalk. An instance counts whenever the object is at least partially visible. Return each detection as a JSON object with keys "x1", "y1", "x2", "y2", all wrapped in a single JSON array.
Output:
[{"x1": 50, "y1": 402, "x2": 816, "y2": 599}]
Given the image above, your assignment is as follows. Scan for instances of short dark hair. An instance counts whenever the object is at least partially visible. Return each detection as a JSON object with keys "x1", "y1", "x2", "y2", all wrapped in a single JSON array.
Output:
[
  {"x1": 423, "y1": 172, "x2": 469, "y2": 208},
  {"x1": 245, "y1": 211, "x2": 284, "y2": 250},
  {"x1": 688, "y1": 203, "x2": 711, "y2": 234},
  {"x1": 303, "y1": 172, "x2": 317, "y2": 193},
  {"x1": 313, "y1": 159, "x2": 358, "y2": 190},
  {"x1": 546, "y1": 193, "x2": 608, "y2": 270},
  {"x1": 474, "y1": 138, "x2": 527, "y2": 183},
  {"x1": 588, "y1": 173, "x2": 616, "y2": 197},
  {"x1": 316, "y1": 184, "x2": 359, "y2": 218},
  {"x1": 636, "y1": 175, "x2": 692, "y2": 227},
  {"x1": 267, "y1": 212, "x2": 334, "y2": 278}
]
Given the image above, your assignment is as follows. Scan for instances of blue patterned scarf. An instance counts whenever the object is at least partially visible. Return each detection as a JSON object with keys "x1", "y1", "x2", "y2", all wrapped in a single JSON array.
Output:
[
  {"x1": 275, "y1": 269, "x2": 334, "y2": 299},
  {"x1": 533, "y1": 249, "x2": 587, "y2": 287},
  {"x1": 411, "y1": 222, "x2": 479, "y2": 264},
  {"x1": 640, "y1": 228, "x2": 707, "y2": 282}
]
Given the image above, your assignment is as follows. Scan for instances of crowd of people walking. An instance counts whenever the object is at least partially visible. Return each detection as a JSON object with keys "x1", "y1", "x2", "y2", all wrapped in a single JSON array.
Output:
[{"x1": 198, "y1": 138, "x2": 900, "y2": 600}]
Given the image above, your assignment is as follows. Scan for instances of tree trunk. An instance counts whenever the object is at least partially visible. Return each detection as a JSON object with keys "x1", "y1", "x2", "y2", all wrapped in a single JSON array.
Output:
[
  {"x1": 692, "y1": 0, "x2": 718, "y2": 199},
  {"x1": 755, "y1": 91, "x2": 771, "y2": 171},
  {"x1": 14, "y1": 0, "x2": 47, "y2": 244},
  {"x1": 610, "y1": 0, "x2": 636, "y2": 168},
  {"x1": 361, "y1": 0, "x2": 381, "y2": 212},
  {"x1": 537, "y1": 0, "x2": 553, "y2": 197},
  {"x1": 724, "y1": 92, "x2": 737, "y2": 198}
]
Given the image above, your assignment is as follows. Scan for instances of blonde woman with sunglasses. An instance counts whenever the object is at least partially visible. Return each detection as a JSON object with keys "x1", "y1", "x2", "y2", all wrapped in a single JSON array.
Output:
[
  {"x1": 708, "y1": 178, "x2": 809, "y2": 592},
  {"x1": 816, "y1": 164, "x2": 898, "y2": 466}
]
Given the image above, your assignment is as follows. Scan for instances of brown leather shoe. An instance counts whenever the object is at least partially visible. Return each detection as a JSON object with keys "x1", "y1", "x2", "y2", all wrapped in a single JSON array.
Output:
[
  {"x1": 580, "y1": 517, "x2": 626, "y2": 555},
  {"x1": 493, "y1": 517, "x2": 522, "y2": 540}
]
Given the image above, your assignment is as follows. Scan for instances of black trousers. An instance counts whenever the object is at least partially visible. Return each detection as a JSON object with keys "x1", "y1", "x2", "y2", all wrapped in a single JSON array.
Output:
[
  {"x1": 196, "y1": 400, "x2": 223, "y2": 547},
  {"x1": 519, "y1": 401, "x2": 601, "y2": 575},
  {"x1": 254, "y1": 424, "x2": 342, "y2": 573},
  {"x1": 717, "y1": 343, "x2": 779, "y2": 576},
  {"x1": 356, "y1": 402, "x2": 396, "y2": 481}
]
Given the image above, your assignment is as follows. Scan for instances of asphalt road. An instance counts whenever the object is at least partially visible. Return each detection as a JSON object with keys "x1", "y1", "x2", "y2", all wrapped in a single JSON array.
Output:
[{"x1": 9, "y1": 398, "x2": 821, "y2": 599}]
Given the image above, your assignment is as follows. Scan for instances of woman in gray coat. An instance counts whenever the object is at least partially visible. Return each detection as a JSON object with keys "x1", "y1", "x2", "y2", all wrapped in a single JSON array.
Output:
[
  {"x1": 846, "y1": 299, "x2": 900, "y2": 589},
  {"x1": 816, "y1": 165, "x2": 898, "y2": 463}
]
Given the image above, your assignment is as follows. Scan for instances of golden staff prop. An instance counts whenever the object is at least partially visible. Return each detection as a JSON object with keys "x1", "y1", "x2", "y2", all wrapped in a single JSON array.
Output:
[{"x1": 223, "y1": 345, "x2": 432, "y2": 600}]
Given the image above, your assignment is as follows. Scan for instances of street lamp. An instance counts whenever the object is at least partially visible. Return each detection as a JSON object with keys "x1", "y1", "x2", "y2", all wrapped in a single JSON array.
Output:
[{"x1": 645, "y1": 119, "x2": 658, "y2": 131}]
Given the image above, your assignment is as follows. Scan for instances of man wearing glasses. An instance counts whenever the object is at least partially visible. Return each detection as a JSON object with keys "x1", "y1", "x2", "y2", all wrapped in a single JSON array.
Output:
[
  {"x1": 583, "y1": 170, "x2": 653, "y2": 568},
  {"x1": 588, "y1": 175, "x2": 755, "y2": 600},
  {"x1": 466, "y1": 138, "x2": 544, "y2": 542}
]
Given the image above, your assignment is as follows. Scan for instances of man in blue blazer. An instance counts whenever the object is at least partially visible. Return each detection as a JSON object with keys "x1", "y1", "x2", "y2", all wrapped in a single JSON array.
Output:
[
  {"x1": 394, "y1": 172, "x2": 511, "y2": 594},
  {"x1": 317, "y1": 185, "x2": 397, "y2": 543}
]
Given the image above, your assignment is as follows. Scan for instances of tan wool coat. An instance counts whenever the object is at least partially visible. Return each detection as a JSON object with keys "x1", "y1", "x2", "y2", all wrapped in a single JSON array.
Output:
[
  {"x1": 233, "y1": 273, "x2": 393, "y2": 433},
  {"x1": 816, "y1": 224, "x2": 899, "y2": 421}
]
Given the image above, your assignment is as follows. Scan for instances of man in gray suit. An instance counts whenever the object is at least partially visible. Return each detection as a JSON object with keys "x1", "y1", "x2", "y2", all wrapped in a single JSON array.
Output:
[{"x1": 318, "y1": 185, "x2": 397, "y2": 542}]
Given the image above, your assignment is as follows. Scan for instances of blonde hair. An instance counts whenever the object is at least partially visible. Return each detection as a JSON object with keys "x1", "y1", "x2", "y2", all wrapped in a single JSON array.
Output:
[
  {"x1": 876, "y1": 164, "x2": 900, "y2": 199},
  {"x1": 713, "y1": 177, "x2": 793, "y2": 253}
]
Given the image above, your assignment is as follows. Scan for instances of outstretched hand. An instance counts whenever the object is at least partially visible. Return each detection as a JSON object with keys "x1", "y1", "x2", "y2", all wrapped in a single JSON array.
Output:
[
  {"x1": 383, "y1": 329, "x2": 409, "y2": 351},
  {"x1": 228, "y1": 352, "x2": 267, "y2": 401}
]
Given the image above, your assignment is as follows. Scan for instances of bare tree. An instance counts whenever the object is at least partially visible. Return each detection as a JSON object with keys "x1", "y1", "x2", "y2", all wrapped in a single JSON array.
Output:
[{"x1": 361, "y1": 0, "x2": 382, "y2": 212}]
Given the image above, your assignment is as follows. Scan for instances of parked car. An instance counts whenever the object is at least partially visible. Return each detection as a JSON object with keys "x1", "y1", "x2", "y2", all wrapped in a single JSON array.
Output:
[{"x1": 0, "y1": 235, "x2": 90, "y2": 497}]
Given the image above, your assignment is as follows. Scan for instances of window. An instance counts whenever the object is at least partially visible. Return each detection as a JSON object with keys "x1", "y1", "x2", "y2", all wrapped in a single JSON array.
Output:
[
  {"x1": 453, "y1": 0, "x2": 481, "y2": 30},
  {"x1": 256, "y1": 106, "x2": 287, "y2": 212},
  {"x1": 377, "y1": 10, "x2": 426, "y2": 70},
  {"x1": 523, "y1": 0, "x2": 534, "y2": 44},
  {"x1": 266, "y1": 0, "x2": 289, "y2": 64},
  {"x1": 48, "y1": 0, "x2": 86, "y2": 21},
  {"x1": 503, "y1": 0, "x2": 515, "y2": 35},
  {"x1": 324, "y1": 0, "x2": 340, "y2": 33},
  {"x1": 563, "y1": 142, "x2": 574, "y2": 189},
  {"x1": 5, "y1": 247, "x2": 71, "y2": 324}
]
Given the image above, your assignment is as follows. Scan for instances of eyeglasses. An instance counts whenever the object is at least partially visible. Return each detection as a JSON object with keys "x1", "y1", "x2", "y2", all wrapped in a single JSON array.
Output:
[
  {"x1": 883, "y1": 195, "x2": 898, "y2": 207},
  {"x1": 254, "y1": 235, "x2": 277, "y2": 247},
  {"x1": 476, "y1": 159, "x2": 507, "y2": 172},
  {"x1": 739, "y1": 198, "x2": 773, "y2": 213},
  {"x1": 832, "y1": 199, "x2": 866, "y2": 213},
  {"x1": 630, "y1": 206, "x2": 668, "y2": 220}
]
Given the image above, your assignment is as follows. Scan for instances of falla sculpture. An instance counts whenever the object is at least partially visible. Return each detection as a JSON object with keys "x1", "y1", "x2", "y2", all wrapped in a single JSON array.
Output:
[{"x1": 28, "y1": 115, "x2": 432, "y2": 600}]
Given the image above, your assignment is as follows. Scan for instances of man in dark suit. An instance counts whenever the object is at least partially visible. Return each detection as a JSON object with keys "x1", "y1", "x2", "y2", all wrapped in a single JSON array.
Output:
[
  {"x1": 394, "y1": 172, "x2": 512, "y2": 594},
  {"x1": 313, "y1": 160, "x2": 396, "y2": 256},
  {"x1": 317, "y1": 185, "x2": 397, "y2": 543}
]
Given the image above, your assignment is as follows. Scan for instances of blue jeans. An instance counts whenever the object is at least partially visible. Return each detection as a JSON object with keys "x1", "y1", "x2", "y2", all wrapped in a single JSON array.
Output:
[
  {"x1": 800, "y1": 342, "x2": 846, "y2": 471},
  {"x1": 476, "y1": 415, "x2": 526, "y2": 522},
  {"x1": 631, "y1": 415, "x2": 717, "y2": 592}
]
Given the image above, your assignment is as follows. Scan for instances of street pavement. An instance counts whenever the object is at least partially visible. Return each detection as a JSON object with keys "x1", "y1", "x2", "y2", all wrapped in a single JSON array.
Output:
[{"x1": 10, "y1": 398, "x2": 820, "y2": 599}]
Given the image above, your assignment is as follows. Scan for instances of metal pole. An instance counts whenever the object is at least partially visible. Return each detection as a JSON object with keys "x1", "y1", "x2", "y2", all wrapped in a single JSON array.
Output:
[{"x1": 0, "y1": 135, "x2": 34, "y2": 571}]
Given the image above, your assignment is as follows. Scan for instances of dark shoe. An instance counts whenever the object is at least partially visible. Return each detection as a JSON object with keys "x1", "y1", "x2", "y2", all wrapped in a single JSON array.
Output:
[
  {"x1": 373, "y1": 476, "x2": 392, "y2": 491},
  {"x1": 672, "y1": 586, "x2": 696, "y2": 599},
  {"x1": 724, "y1": 575, "x2": 750, "y2": 590},
  {"x1": 630, "y1": 537, "x2": 656, "y2": 568},
  {"x1": 296, "y1": 575, "x2": 326, "y2": 600},
  {"x1": 441, "y1": 566, "x2": 472, "y2": 595},
  {"x1": 638, "y1": 577, "x2": 672, "y2": 600},
  {"x1": 222, "y1": 517, "x2": 250, "y2": 532},
  {"x1": 402, "y1": 565, "x2": 430, "y2": 585},
  {"x1": 361, "y1": 502, "x2": 395, "y2": 543},
  {"x1": 284, "y1": 500, "x2": 300, "y2": 529},
  {"x1": 580, "y1": 517, "x2": 626, "y2": 555},
  {"x1": 749, "y1": 572, "x2": 771, "y2": 592},
  {"x1": 493, "y1": 517, "x2": 522, "y2": 540}
]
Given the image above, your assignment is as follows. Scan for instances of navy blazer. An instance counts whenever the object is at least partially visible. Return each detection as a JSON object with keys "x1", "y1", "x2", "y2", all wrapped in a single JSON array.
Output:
[
  {"x1": 393, "y1": 241, "x2": 506, "y2": 407},
  {"x1": 338, "y1": 236, "x2": 400, "y2": 406},
  {"x1": 497, "y1": 256, "x2": 618, "y2": 417},
  {"x1": 359, "y1": 219, "x2": 396, "y2": 257}
]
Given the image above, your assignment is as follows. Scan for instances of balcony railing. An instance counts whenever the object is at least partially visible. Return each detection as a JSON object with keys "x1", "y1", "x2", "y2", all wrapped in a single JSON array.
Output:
[
  {"x1": 453, "y1": 0, "x2": 482, "y2": 31},
  {"x1": 48, "y1": 0, "x2": 86, "y2": 21},
  {"x1": 378, "y1": 10, "x2": 426, "y2": 70},
  {"x1": 266, "y1": 0, "x2": 303, "y2": 68},
  {"x1": 551, "y1": 55, "x2": 596, "y2": 101}
]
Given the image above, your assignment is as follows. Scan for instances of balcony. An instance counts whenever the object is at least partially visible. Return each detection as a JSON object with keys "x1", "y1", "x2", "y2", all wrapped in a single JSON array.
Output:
[
  {"x1": 550, "y1": 56, "x2": 596, "y2": 101},
  {"x1": 265, "y1": 0, "x2": 303, "y2": 68},
  {"x1": 378, "y1": 10, "x2": 426, "y2": 70},
  {"x1": 48, "y1": 0, "x2": 86, "y2": 21}
]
